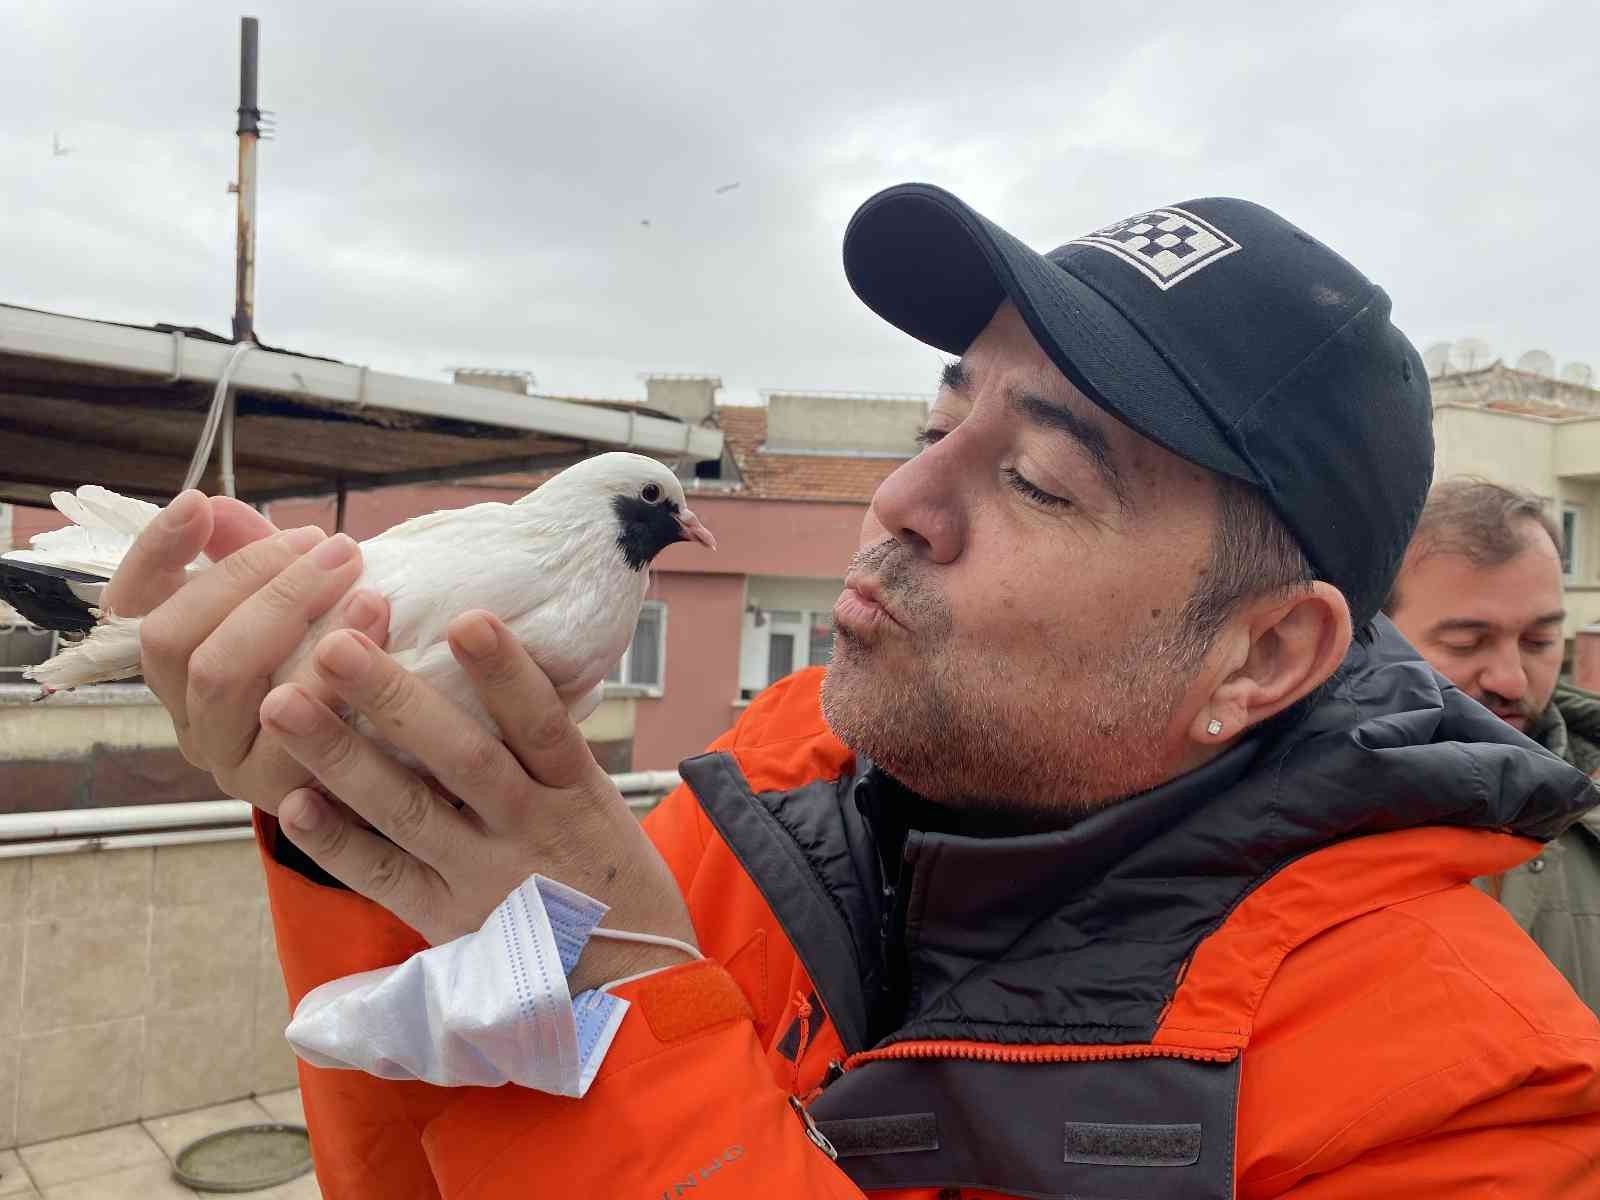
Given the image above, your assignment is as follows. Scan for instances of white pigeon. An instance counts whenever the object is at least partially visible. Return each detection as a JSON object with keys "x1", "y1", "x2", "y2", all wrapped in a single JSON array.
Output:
[{"x1": 0, "y1": 453, "x2": 716, "y2": 742}]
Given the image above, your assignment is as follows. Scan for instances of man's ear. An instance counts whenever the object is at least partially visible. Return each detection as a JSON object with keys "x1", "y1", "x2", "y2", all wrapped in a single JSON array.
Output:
[{"x1": 1191, "y1": 583, "x2": 1352, "y2": 743}]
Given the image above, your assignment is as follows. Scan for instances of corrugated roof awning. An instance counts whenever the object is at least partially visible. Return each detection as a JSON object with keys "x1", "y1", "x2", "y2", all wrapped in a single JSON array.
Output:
[{"x1": 0, "y1": 304, "x2": 722, "y2": 508}]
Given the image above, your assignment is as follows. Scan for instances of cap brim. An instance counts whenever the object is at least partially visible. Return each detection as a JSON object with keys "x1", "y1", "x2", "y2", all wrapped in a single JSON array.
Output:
[{"x1": 842, "y1": 183, "x2": 1260, "y2": 485}]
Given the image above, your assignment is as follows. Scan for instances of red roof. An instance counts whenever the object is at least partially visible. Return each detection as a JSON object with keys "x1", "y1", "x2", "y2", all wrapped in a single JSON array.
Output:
[{"x1": 711, "y1": 406, "x2": 902, "y2": 503}]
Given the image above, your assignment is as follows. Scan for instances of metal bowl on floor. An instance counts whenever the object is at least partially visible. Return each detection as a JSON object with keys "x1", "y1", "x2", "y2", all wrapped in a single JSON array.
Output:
[{"x1": 173, "y1": 1122, "x2": 314, "y2": 1193}]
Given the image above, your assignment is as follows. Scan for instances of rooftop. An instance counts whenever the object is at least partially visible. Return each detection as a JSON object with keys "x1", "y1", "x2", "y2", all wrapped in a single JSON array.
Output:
[
  {"x1": 466, "y1": 402, "x2": 909, "y2": 504},
  {"x1": 0, "y1": 304, "x2": 722, "y2": 509},
  {"x1": 1430, "y1": 361, "x2": 1600, "y2": 420},
  {"x1": 711, "y1": 405, "x2": 905, "y2": 502}
]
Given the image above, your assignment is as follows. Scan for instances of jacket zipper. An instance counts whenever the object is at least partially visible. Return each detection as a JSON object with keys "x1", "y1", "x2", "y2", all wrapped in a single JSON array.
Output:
[{"x1": 841, "y1": 1039, "x2": 1239, "y2": 1071}]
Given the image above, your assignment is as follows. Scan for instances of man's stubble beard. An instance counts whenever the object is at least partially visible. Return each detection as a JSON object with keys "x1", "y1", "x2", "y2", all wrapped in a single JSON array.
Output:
[{"x1": 820, "y1": 540, "x2": 1201, "y2": 819}]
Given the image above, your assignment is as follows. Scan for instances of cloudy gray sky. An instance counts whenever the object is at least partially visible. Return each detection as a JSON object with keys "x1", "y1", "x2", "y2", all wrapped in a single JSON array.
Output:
[{"x1": 3, "y1": 1, "x2": 1596, "y2": 404}]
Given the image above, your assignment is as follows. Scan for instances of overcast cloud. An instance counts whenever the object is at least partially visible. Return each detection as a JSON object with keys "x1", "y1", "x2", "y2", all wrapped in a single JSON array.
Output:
[{"x1": 3, "y1": 1, "x2": 1597, "y2": 404}]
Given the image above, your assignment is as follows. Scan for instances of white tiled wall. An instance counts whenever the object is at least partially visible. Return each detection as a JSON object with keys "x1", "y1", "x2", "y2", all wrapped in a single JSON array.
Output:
[{"x1": 0, "y1": 841, "x2": 299, "y2": 1147}]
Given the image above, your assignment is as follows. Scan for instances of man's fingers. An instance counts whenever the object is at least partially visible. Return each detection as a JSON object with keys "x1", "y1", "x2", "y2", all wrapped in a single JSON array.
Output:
[
  {"x1": 219, "y1": 591, "x2": 392, "y2": 813},
  {"x1": 138, "y1": 526, "x2": 327, "y2": 727},
  {"x1": 447, "y1": 611, "x2": 598, "y2": 792},
  {"x1": 335, "y1": 588, "x2": 390, "y2": 651},
  {"x1": 102, "y1": 490, "x2": 212, "y2": 617},
  {"x1": 261, "y1": 682, "x2": 470, "y2": 869},
  {"x1": 277, "y1": 788, "x2": 447, "y2": 939},
  {"x1": 203, "y1": 496, "x2": 279, "y2": 561},
  {"x1": 306, "y1": 629, "x2": 531, "y2": 826},
  {"x1": 182, "y1": 533, "x2": 368, "y2": 774}
]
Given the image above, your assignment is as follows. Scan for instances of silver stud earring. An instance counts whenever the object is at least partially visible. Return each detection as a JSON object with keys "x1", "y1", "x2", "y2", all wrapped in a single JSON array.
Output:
[{"x1": 1206, "y1": 719, "x2": 1223, "y2": 736}]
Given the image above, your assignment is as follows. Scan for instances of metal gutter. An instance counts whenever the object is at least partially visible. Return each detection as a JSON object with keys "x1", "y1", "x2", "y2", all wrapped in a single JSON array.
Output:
[{"x1": 0, "y1": 306, "x2": 723, "y2": 461}]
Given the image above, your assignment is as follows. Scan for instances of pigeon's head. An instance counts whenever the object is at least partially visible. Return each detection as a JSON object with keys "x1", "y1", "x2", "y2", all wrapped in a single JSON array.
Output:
[{"x1": 562, "y1": 452, "x2": 717, "y2": 571}]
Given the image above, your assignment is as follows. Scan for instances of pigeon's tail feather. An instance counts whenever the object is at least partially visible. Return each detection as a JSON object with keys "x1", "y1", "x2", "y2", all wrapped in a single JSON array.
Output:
[
  {"x1": 25, "y1": 612, "x2": 145, "y2": 689},
  {"x1": 13, "y1": 486, "x2": 163, "y2": 578}
]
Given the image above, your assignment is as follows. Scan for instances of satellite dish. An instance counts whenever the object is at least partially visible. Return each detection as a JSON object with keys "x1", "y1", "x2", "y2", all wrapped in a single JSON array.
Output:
[
  {"x1": 1422, "y1": 342, "x2": 1453, "y2": 377},
  {"x1": 1451, "y1": 338, "x2": 1492, "y2": 371},
  {"x1": 1561, "y1": 362, "x2": 1595, "y2": 388},
  {"x1": 1516, "y1": 350, "x2": 1555, "y2": 377}
]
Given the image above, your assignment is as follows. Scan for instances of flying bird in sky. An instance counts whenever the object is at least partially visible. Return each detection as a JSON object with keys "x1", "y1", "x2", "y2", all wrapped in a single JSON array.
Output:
[
  {"x1": 0, "y1": 453, "x2": 715, "y2": 742},
  {"x1": 713, "y1": 181, "x2": 740, "y2": 195},
  {"x1": 51, "y1": 133, "x2": 73, "y2": 157}
]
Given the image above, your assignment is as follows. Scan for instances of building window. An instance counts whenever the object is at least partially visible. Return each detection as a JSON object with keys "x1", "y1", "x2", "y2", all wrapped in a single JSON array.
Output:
[
  {"x1": 0, "y1": 623, "x2": 57, "y2": 679},
  {"x1": 605, "y1": 601, "x2": 666, "y2": 692},
  {"x1": 740, "y1": 608, "x2": 835, "y2": 699},
  {"x1": 1562, "y1": 507, "x2": 1581, "y2": 580}
]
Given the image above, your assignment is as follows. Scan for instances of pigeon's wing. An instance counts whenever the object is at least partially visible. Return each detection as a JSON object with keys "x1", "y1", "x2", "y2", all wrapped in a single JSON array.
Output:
[
  {"x1": 364, "y1": 503, "x2": 492, "y2": 545},
  {"x1": 358, "y1": 502, "x2": 574, "y2": 658},
  {"x1": 70, "y1": 486, "x2": 161, "y2": 538}
]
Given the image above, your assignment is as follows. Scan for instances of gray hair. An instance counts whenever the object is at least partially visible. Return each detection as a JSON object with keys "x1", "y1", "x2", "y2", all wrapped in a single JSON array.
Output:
[{"x1": 1172, "y1": 476, "x2": 1317, "y2": 668}]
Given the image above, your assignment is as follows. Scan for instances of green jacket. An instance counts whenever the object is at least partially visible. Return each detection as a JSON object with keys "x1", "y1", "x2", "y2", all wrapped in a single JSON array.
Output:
[{"x1": 1486, "y1": 683, "x2": 1600, "y2": 1015}]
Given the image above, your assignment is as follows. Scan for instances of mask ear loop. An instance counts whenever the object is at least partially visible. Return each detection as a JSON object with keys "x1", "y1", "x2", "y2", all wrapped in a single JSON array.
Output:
[{"x1": 591, "y1": 927, "x2": 703, "y2": 993}]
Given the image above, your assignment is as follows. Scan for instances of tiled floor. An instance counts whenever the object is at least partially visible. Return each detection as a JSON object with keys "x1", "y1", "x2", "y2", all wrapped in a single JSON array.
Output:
[{"x1": 0, "y1": 1090, "x2": 319, "y2": 1199}]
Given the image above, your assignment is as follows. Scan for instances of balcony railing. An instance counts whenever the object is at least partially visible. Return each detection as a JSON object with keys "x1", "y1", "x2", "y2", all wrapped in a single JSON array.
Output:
[{"x1": 0, "y1": 770, "x2": 683, "y2": 859}]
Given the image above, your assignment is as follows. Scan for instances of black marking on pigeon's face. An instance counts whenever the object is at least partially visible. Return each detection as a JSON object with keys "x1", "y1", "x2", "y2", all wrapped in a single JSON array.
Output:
[{"x1": 613, "y1": 491, "x2": 687, "y2": 571}]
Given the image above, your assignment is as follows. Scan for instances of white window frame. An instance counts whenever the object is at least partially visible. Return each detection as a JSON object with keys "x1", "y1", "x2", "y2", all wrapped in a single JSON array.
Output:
[
  {"x1": 1562, "y1": 505, "x2": 1582, "y2": 581},
  {"x1": 739, "y1": 607, "x2": 835, "y2": 700},
  {"x1": 603, "y1": 600, "x2": 667, "y2": 697}
]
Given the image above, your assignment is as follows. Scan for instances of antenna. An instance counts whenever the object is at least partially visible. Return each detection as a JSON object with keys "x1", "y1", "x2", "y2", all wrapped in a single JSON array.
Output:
[
  {"x1": 1451, "y1": 337, "x2": 1492, "y2": 372},
  {"x1": 1422, "y1": 342, "x2": 1452, "y2": 378},
  {"x1": 1516, "y1": 349, "x2": 1555, "y2": 377},
  {"x1": 1561, "y1": 362, "x2": 1595, "y2": 388},
  {"x1": 232, "y1": 16, "x2": 262, "y2": 344}
]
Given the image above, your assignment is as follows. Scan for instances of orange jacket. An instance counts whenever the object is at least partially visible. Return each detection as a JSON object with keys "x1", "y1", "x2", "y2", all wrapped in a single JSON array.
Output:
[{"x1": 260, "y1": 648, "x2": 1600, "y2": 1198}]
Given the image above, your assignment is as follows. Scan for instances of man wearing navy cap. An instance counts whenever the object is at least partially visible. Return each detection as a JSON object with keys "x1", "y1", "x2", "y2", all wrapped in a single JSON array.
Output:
[{"x1": 111, "y1": 185, "x2": 1600, "y2": 1197}]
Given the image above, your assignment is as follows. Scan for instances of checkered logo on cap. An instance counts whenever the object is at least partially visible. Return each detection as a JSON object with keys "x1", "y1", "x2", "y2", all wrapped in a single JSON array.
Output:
[{"x1": 1067, "y1": 207, "x2": 1240, "y2": 290}]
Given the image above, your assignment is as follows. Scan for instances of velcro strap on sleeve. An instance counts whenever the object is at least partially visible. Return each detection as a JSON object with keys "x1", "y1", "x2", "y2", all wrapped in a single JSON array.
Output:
[{"x1": 635, "y1": 960, "x2": 753, "y2": 1043}]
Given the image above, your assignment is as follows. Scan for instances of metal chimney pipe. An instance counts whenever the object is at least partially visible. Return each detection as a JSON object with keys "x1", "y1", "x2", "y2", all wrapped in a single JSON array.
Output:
[{"x1": 232, "y1": 16, "x2": 260, "y2": 344}]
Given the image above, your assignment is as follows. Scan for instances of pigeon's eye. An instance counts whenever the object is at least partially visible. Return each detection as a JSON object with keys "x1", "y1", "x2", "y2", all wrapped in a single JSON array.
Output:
[{"x1": 641, "y1": 483, "x2": 662, "y2": 503}]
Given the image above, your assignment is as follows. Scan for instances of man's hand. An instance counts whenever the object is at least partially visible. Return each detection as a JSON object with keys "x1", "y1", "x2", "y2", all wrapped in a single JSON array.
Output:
[
  {"x1": 261, "y1": 611, "x2": 697, "y2": 994},
  {"x1": 102, "y1": 490, "x2": 390, "y2": 813}
]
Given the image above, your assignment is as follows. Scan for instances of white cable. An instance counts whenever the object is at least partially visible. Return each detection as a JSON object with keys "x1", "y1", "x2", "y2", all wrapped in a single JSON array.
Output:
[
  {"x1": 591, "y1": 927, "x2": 702, "y2": 995},
  {"x1": 181, "y1": 341, "x2": 252, "y2": 495},
  {"x1": 589, "y1": 927, "x2": 703, "y2": 960},
  {"x1": 219, "y1": 389, "x2": 237, "y2": 498}
]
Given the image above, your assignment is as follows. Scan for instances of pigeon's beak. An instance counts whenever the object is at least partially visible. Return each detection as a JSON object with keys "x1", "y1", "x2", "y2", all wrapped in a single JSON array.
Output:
[{"x1": 675, "y1": 507, "x2": 717, "y2": 551}]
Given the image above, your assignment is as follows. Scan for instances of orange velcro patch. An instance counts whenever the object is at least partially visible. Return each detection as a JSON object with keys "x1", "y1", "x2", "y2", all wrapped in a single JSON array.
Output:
[{"x1": 637, "y1": 962, "x2": 754, "y2": 1044}]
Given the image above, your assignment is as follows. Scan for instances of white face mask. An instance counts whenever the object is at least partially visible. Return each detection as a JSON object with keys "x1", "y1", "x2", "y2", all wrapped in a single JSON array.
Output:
[{"x1": 285, "y1": 874, "x2": 697, "y2": 1098}]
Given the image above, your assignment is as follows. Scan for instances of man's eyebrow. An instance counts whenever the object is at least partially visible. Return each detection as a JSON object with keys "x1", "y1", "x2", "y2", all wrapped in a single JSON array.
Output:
[
  {"x1": 1533, "y1": 611, "x2": 1567, "y2": 627},
  {"x1": 1428, "y1": 618, "x2": 1492, "y2": 636},
  {"x1": 1009, "y1": 387, "x2": 1129, "y2": 509},
  {"x1": 940, "y1": 360, "x2": 970, "y2": 393}
]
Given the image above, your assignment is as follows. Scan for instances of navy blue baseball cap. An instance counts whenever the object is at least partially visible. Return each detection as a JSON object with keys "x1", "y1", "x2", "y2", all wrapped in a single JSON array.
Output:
[{"x1": 842, "y1": 183, "x2": 1434, "y2": 629}]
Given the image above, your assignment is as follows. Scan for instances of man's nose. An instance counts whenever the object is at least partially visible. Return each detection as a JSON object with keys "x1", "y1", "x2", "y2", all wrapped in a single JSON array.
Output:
[
  {"x1": 1479, "y1": 642, "x2": 1529, "y2": 703},
  {"x1": 867, "y1": 445, "x2": 964, "y2": 563}
]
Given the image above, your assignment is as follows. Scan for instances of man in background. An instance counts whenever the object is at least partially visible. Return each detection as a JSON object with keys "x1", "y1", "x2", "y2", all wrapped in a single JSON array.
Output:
[{"x1": 1387, "y1": 477, "x2": 1600, "y2": 1013}]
